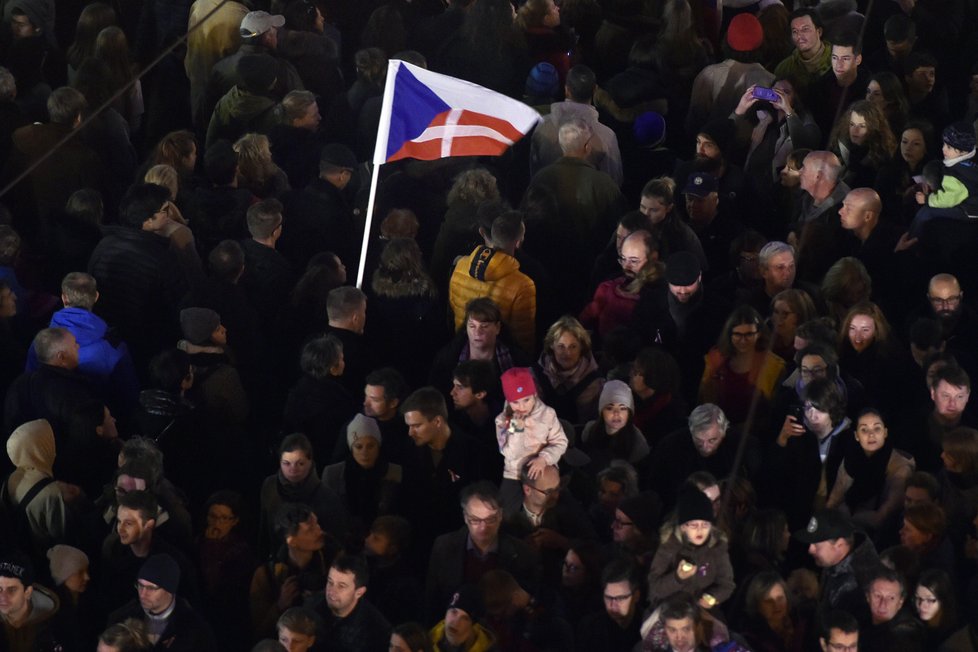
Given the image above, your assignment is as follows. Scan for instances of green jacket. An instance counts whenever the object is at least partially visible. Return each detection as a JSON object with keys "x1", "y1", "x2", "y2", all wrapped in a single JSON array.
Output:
[{"x1": 773, "y1": 43, "x2": 833, "y2": 98}]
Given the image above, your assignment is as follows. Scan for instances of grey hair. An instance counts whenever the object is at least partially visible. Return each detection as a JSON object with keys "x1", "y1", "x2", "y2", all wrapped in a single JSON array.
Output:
[
  {"x1": 558, "y1": 118, "x2": 592, "y2": 155},
  {"x1": 687, "y1": 403, "x2": 729, "y2": 436},
  {"x1": 758, "y1": 241, "x2": 795, "y2": 269}
]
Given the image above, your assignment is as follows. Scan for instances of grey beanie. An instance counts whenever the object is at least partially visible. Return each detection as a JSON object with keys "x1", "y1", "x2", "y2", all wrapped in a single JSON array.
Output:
[
  {"x1": 346, "y1": 413, "x2": 382, "y2": 448},
  {"x1": 47, "y1": 545, "x2": 88, "y2": 586},
  {"x1": 599, "y1": 380, "x2": 634, "y2": 412}
]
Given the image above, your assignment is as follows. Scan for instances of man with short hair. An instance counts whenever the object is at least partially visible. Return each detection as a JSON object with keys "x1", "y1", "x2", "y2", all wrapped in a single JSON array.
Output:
[
  {"x1": 530, "y1": 64, "x2": 623, "y2": 185},
  {"x1": 527, "y1": 118, "x2": 627, "y2": 309},
  {"x1": 865, "y1": 14, "x2": 916, "y2": 75},
  {"x1": 323, "y1": 286, "x2": 371, "y2": 394},
  {"x1": 353, "y1": 368, "x2": 410, "y2": 464},
  {"x1": 506, "y1": 459, "x2": 596, "y2": 582},
  {"x1": 774, "y1": 9, "x2": 833, "y2": 98},
  {"x1": 650, "y1": 404, "x2": 753, "y2": 508},
  {"x1": 205, "y1": 53, "x2": 284, "y2": 147},
  {"x1": 88, "y1": 183, "x2": 189, "y2": 367},
  {"x1": 838, "y1": 187, "x2": 903, "y2": 311},
  {"x1": 25, "y1": 272, "x2": 139, "y2": 413},
  {"x1": 911, "y1": 274, "x2": 978, "y2": 377},
  {"x1": 811, "y1": 34, "x2": 871, "y2": 134},
  {"x1": 307, "y1": 554, "x2": 390, "y2": 652},
  {"x1": 4, "y1": 86, "x2": 102, "y2": 236},
  {"x1": 903, "y1": 52, "x2": 949, "y2": 128},
  {"x1": 101, "y1": 490, "x2": 199, "y2": 613},
  {"x1": 0, "y1": 554, "x2": 65, "y2": 650},
  {"x1": 4, "y1": 327, "x2": 117, "y2": 494},
  {"x1": 794, "y1": 509, "x2": 879, "y2": 620},
  {"x1": 251, "y1": 503, "x2": 340, "y2": 639},
  {"x1": 903, "y1": 471, "x2": 939, "y2": 508},
  {"x1": 429, "y1": 297, "x2": 532, "y2": 395},
  {"x1": 819, "y1": 610, "x2": 859, "y2": 652},
  {"x1": 400, "y1": 388, "x2": 487, "y2": 554},
  {"x1": 425, "y1": 481, "x2": 538, "y2": 622},
  {"x1": 659, "y1": 596, "x2": 710, "y2": 652},
  {"x1": 576, "y1": 557, "x2": 644, "y2": 651},
  {"x1": 428, "y1": 584, "x2": 497, "y2": 651},
  {"x1": 795, "y1": 151, "x2": 850, "y2": 283},
  {"x1": 449, "y1": 360, "x2": 497, "y2": 441},
  {"x1": 743, "y1": 241, "x2": 801, "y2": 315},
  {"x1": 107, "y1": 554, "x2": 217, "y2": 649},
  {"x1": 239, "y1": 198, "x2": 295, "y2": 338},
  {"x1": 861, "y1": 568, "x2": 924, "y2": 651},
  {"x1": 905, "y1": 364, "x2": 976, "y2": 472},
  {"x1": 449, "y1": 211, "x2": 537, "y2": 354}
]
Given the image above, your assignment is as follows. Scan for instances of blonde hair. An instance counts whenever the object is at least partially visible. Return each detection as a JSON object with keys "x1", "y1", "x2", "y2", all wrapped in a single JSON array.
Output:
[
  {"x1": 144, "y1": 164, "x2": 178, "y2": 199},
  {"x1": 234, "y1": 133, "x2": 278, "y2": 185}
]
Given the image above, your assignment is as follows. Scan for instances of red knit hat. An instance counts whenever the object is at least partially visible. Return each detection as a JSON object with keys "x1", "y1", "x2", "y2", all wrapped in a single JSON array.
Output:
[
  {"x1": 501, "y1": 367, "x2": 537, "y2": 402},
  {"x1": 726, "y1": 14, "x2": 764, "y2": 52}
]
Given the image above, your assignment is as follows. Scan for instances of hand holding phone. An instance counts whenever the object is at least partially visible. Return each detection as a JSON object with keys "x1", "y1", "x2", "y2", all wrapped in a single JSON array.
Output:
[{"x1": 752, "y1": 86, "x2": 780, "y2": 102}]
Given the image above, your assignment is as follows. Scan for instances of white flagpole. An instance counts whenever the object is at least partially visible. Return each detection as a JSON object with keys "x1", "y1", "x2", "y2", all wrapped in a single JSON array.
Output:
[
  {"x1": 355, "y1": 161, "x2": 381, "y2": 289},
  {"x1": 356, "y1": 59, "x2": 403, "y2": 289}
]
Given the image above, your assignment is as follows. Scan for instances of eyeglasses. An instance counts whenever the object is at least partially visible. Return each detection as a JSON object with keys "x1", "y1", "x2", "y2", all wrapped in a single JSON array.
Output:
[
  {"x1": 731, "y1": 330, "x2": 759, "y2": 340},
  {"x1": 827, "y1": 643, "x2": 857, "y2": 652},
  {"x1": 603, "y1": 591, "x2": 634, "y2": 604},
  {"x1": 929, "y1": 294, "x2": 962, "y2": 307},
  {"x1": 800, "y1": 366, "x2": 827, "y2": 378},
  {"x1": 617, "y1": 255, "x2": 646, "y2": 266},
  {"x1": 528, "y1": 484, "x2": 560, "y2": 498},
  {"x1": 134, "y1": 581, "x2": 163, "y2": 593},
  {"x1": 464, "y1": 512, "x2": 501, "y2": 527}
]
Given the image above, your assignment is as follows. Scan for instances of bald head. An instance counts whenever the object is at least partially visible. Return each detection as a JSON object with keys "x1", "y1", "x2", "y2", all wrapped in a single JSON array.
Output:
[
  {"x1": 839, "y1": 188, "x2": 882, "y2": 239},
  {"x1": 928, "y1": 274, "x2": 963, "y2": 319}
]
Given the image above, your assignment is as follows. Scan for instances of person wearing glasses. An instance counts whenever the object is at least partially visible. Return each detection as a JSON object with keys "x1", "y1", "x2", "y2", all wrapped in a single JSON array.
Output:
[
  {"x1": 699, "y1": 305, "x2": 786, "y2": 427},
  {"x1": 575, "y1": 557, "x2": 644, "y2": 652},
  {"x1": 911, "y1": 273, "x2": 978, "y2": 379},
  {"x1": 425, "y1": 481, "x2": 539, "y2": 624},
  {"x1": 107, "y1": 553, "x2": 216, "y2": 649},
  {"x1": 913, "y1": 569, "x2": 959, "y2": 649},
  {"x1": 818, "y1": 610, "x2": 860, "y2": 652},
  {"x1": 767, "y1": 378, "x2": 854, "y2": 533},
  {"x1": 505, "y1": 459, "x2": 596, "y2": 584}
]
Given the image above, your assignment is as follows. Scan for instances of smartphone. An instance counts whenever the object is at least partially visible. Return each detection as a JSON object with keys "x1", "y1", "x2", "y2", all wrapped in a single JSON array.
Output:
[
  {"x1": 752, "y1": 86, "x2": 780, "y2": 102},
  {"x1": 789, "y1": 404, "x2": 805, "y2": 422}
]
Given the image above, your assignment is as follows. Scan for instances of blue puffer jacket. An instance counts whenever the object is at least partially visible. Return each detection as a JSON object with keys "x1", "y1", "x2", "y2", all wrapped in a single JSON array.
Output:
[
  {"x1": 28, "y1": 308, "x2": 120, "y2": 375},
  {"x1": 26, "y1": 307, "x2": 140, "y2": 412}
]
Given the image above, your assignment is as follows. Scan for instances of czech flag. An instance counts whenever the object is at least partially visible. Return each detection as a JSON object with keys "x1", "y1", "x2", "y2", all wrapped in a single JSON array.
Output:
[{"x1": 372, "y1": 61, "x2": 543, "y2": 164}]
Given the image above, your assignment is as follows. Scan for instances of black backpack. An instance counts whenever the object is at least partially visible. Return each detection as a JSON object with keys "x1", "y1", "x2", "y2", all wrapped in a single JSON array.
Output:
[{"x1": 0, "y1": 475, "x2": 55, "y2": 554}]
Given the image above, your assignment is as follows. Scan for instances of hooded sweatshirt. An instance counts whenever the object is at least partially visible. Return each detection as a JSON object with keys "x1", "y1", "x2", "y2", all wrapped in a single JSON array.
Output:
[
  {"x1": 3, "y1": 419, "x2": 66, "y2": 549},
  {"x1": 0, "y1": 583, "x2": 62, "y2": 652}
]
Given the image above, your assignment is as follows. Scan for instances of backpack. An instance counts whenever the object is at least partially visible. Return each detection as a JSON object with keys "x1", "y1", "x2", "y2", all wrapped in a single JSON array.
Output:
[{"x1": 0, "y1": 475, "x2": 56, "y2": 554}]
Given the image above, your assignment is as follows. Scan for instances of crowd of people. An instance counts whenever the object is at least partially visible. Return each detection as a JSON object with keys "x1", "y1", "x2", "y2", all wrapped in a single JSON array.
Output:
[{"x1": 0, "y1": 0, "x2": 977, "y2": 650}]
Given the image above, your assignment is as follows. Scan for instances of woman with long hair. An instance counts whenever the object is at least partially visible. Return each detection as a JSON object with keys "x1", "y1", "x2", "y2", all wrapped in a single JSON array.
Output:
[
  {"x1": 865, "y1": 71, "x2": 910, "y2": 137},
  {"x1": 367, "y1": 238, "x2": 444, "y2": 388},
  {"x1": 580, "y1": 380, "x2": 650, "y2": 471},
  {"x1": 66, "y1": 3, "x2": 117, "y2": 83},
  {"x1": 94, "y1": 26, "x2": 143, "y2": 132},
  {"x1": 837, "y1": 301, "x2": 903, "y2": 415},
  {"x1": 699, "y1": 305, "x2": 786, "y2": 425},
  {"x1": 233, "y1": 132, "x2": 290, "y2": 198},
  {"x1": 828, "y1": 99, "x2": 897, "y2": 188},
  {"x1": 913, "y1": 569, "x2": 959, "y2": 648},
  {"x1": 876, "y1": 120, "x2": 938, "y2": 225},
  {"x1": 738, "y1": 571, "x2": 810, "y2": 652}
]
